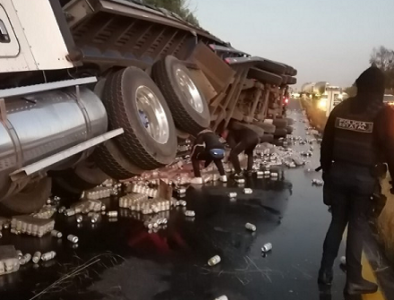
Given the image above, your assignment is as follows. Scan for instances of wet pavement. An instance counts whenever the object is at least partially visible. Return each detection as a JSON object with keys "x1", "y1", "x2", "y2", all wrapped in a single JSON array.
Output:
[{"x1": 0, "y1": 100, "x2": 393, "y2": 300}]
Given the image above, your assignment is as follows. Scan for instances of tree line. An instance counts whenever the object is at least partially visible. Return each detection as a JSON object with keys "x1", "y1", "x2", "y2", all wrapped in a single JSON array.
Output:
[
  {"x1": 134, "y1": 0, "x2": 199, "y2": 26},
  {"x1": 345, "y1": 46, "x2": 394, "y2": 97},
  {"x1": 370, "y1": 46, "x2": 394, "y2": 92}
]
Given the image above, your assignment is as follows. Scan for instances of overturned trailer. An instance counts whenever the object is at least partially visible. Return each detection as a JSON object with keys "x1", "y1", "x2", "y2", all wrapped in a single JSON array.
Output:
[{"x1": 0, "y1": 0, "x2": 297, "y2": 215}]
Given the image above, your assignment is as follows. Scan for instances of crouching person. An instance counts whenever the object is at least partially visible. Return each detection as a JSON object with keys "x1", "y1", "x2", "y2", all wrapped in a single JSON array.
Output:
[
  {"x1": 226, "y1": 122, "x2": 264, "y2": 183},
  {"x1": 190, "y1": 129, "x2": 227, "y2": 185}
]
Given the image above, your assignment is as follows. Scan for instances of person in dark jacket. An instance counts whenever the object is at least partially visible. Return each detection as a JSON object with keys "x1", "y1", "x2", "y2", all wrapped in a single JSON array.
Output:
[
  {"x1": 226, "y1": 123, "x2": 264, "y2": 183},
  {"x1": 318, "y1": 66, "x2": 394, "y2": 295},
  {"x1": 190, "y1": 129, "x2": 227, "y2": 185}
]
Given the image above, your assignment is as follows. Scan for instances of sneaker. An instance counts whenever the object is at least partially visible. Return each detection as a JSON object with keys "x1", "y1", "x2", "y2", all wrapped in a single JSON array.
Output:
[
  {"x1": 190, "y1": 177, "x2": 203, "y2": 185},
  {"x1": 344, "y1": 278, "x2": 378, "y2": 295},
  {"x1": 220, "y1": 175, "x2": 228, "y2": 183}
]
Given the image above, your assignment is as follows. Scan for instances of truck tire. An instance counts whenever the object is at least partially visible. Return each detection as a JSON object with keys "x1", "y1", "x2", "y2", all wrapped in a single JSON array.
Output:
[
  {"x1": 102, "y1": 67, "x2": 177, "y2": 170},
  {"x1": 253, "y1": 122, "x2": 276, "y2": 134},
  {"x1": 93, "y1": 140, "x2": 143, "y2": 180},
  {"x1": 0, "y1": 177, "x2": 51, "y2": 215},
  {"x1": 51, "y1": 160, "x2": 109, "y2": 197},
  {"x1": 288, "y1": 77, "x2": 297, "y2": 85},
  {"x1": 260, "y1": 134, "x2": 274, "y2": 143},
  {"x1": 248, "y1": 68, "x2": 283, "y2": 86},
  {"x1": 286, "y1": 118, "x2": 295, "y2": 125},
  {"x1": 274, "y1": 128, "x2": 288, "y2": 138},
  {"x1": 52, "y1": 170, "x2": 95, "y2": 197},
  {"x1": 281, "y1": 75, "x2": 289, "y2": 85},
  {"x1": 289, "y1": 68, "x2": 297, "y2": 76},
  {"x1": 151, "y1": 55, "x2": 210, "y2": 135},
  {"x1": 272, "y1": 119, "x2": 288, "y2": 128},
  {"x1": 255, "y1": 60, "x2": 287, "y2": 75}
]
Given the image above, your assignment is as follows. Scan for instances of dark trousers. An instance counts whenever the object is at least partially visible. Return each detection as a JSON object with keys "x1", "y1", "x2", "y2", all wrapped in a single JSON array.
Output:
[
  {"x1": 229, "y1": 135, "x2": 259, "y2": 174},
  {"x1": 191, "y1": 150, "x2": 225, "y2": 177},
  {"x1": 321, "y1": 162, "x2": 376, "y2": 281}
]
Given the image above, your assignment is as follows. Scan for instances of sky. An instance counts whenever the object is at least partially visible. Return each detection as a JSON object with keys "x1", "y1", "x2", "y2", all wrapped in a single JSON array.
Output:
[{"x1": 188, "y1": 0, "x2": 394, "y2": 89}]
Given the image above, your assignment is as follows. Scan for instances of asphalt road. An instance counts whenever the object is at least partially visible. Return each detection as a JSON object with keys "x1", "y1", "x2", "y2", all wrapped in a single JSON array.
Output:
[{"x1": 0, "y1": 99, "x2": 393, "y2": 300}]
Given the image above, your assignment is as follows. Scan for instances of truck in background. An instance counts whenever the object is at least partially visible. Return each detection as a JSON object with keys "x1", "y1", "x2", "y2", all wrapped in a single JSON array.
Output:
[{"x1": 0, "y1": 0, "x2": 297, "y2": 215}]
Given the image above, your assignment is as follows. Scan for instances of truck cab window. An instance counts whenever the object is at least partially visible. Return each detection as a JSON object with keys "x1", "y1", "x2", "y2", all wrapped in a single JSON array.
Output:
[{"x1": 0, "y1": 19, "x2": 10, "y2": 43}]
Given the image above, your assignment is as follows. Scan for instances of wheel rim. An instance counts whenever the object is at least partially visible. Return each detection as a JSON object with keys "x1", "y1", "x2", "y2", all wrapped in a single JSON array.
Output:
[
  {"x1": 175, "y1": 68, "x2": 204, "y2": 113},
  {"x1": 136, "y1": 86, "x2": 170, "y2": 144}
]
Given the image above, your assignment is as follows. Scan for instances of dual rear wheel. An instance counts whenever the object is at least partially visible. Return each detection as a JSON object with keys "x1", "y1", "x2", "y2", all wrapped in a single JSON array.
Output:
[{"x1": 0, "y1": 56, "x2": 211, "y2": 215}]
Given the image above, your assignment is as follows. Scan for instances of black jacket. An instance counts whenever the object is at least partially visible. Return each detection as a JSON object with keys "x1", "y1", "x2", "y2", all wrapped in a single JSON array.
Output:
[
  {"x1": 321, "y1": 66, "x2": 394, "y2": 179},
  {"x1": 321, "y1": 103, "x2": 394, "y2": 177}
]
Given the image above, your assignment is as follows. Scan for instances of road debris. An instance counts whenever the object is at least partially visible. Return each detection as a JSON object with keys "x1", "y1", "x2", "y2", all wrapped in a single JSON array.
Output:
[
  {"x1": 41, "y1": 251, "x2": 56, "y2": 262},
  {"x1": 32, "y1": 252, "x2": 41, "y2": 264},
  {"x1": 0, "y1": 245, "x2": 20, "y2": 275},
  {"x1": 312, "y1": 179, "x2": 324, "y2": 186},
  {"x1": 208, "y1": 255, "x2": 221, "y2": 266},
  {"x1": 67, "y1": 234, "x2": 79, "y2": 244},
  {"x1": 33, "y1": 206, "x2": 57, "y2": 219},
  {"x1": 20, "y1": 253, "x2": 32, "y2": 265},
  {"x1": 119, "y1": 193, "x2": 148, "y2": 208},
  {"x1": 243, "y1": 188, "x2": 253, "y2": 195},
  {"x1": 107, "y1": 211, "x2": 118, "y2": 218},
  {"x1": 228, "y1": 192, "x2": 237, "y2": 198},
  {"x1": 51, "y1": 230, "x2": 62, "y2": 238},
  {"x1": 65, "y1": 209, "x2": 76, "y2": 217},
  {"x1": 83, "y1": 186, "x2": 112, "y2": 200},
  {"x1": 261, "y1": 243, "x2": 273, "y2": 253},
  {"x1": 177, "y1": 200, "x2": 187, "y2": 207},
  {"x1": 11, "y1": 215, "x2": 55, "y2": 237},
  {"x1": 90, "y1": 213, "x2": 100, "y2": 223},
  {"x1": 245, "y1": 223, "x2": 257, "y2": 232},
  {"x1": 184, "y1": 210, "x2": 196, "y2": 217},
  {"x1": 215, "y1": 296, "x2": 228, "y2": 300}
]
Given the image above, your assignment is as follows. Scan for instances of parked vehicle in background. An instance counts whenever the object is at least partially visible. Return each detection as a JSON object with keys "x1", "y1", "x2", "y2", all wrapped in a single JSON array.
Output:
[{"x1": 0, "y1": 0, "x2": 297, "y2": 215}]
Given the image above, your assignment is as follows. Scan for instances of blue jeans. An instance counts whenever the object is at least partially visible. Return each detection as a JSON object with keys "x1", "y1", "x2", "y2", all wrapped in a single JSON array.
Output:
[{"x1": 321, "y1": 162, "x2": 377, "y2": 281}]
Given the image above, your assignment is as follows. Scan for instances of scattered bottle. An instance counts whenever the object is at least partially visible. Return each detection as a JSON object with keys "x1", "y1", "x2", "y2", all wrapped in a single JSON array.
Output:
[
  {"x1": 208, "y1": 255, "x2": 221, "y2": 266},
  {"x1": 107, "y1": 211, "x2": 118, "y2": 218},
  {"x1": 51, "y1": 230, "x2": 62, "y2": 238},
  {"x1": 245, "y1": 223, "x2": 256, "y2": 232},
  {"x1": 228, "y1": 192, "x2": 237, "y2": 198},
  {"x1": 65, "y1": 209, "x2": 76, "y2": 217},
  {"x1": 261, "y1": 243, "x2": 273, "y2": 253},
  {"x1": 90, "y1": 213, "x2": 100, "y2": 223},
  {"x1": 22, "y1": 253, "x2": 32, "y2": 264},
  {"x1": 243, "y1": 188, "x2": 253, "y2": 195},
  {"x1": 32, "y1": 252, "x2": 41, "y2": 264},
  {"x1": 185, "y1": 210, "x2": 196, "y2": 217},
  {"x1": 67, "y1": 234, "x2": 79, "y2": 244},
  {"x1": 41, "y1": 251, "x2": 56, "y2": 262}
]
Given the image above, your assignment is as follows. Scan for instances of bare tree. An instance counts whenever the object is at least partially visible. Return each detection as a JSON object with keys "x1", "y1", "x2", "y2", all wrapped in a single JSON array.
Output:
[
  {"x1": 141, "y1": 0, "x2": 199, "y2": 26},
  {"x1": 370, "y1": 46, "x2": 394, "y2": 91}
]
